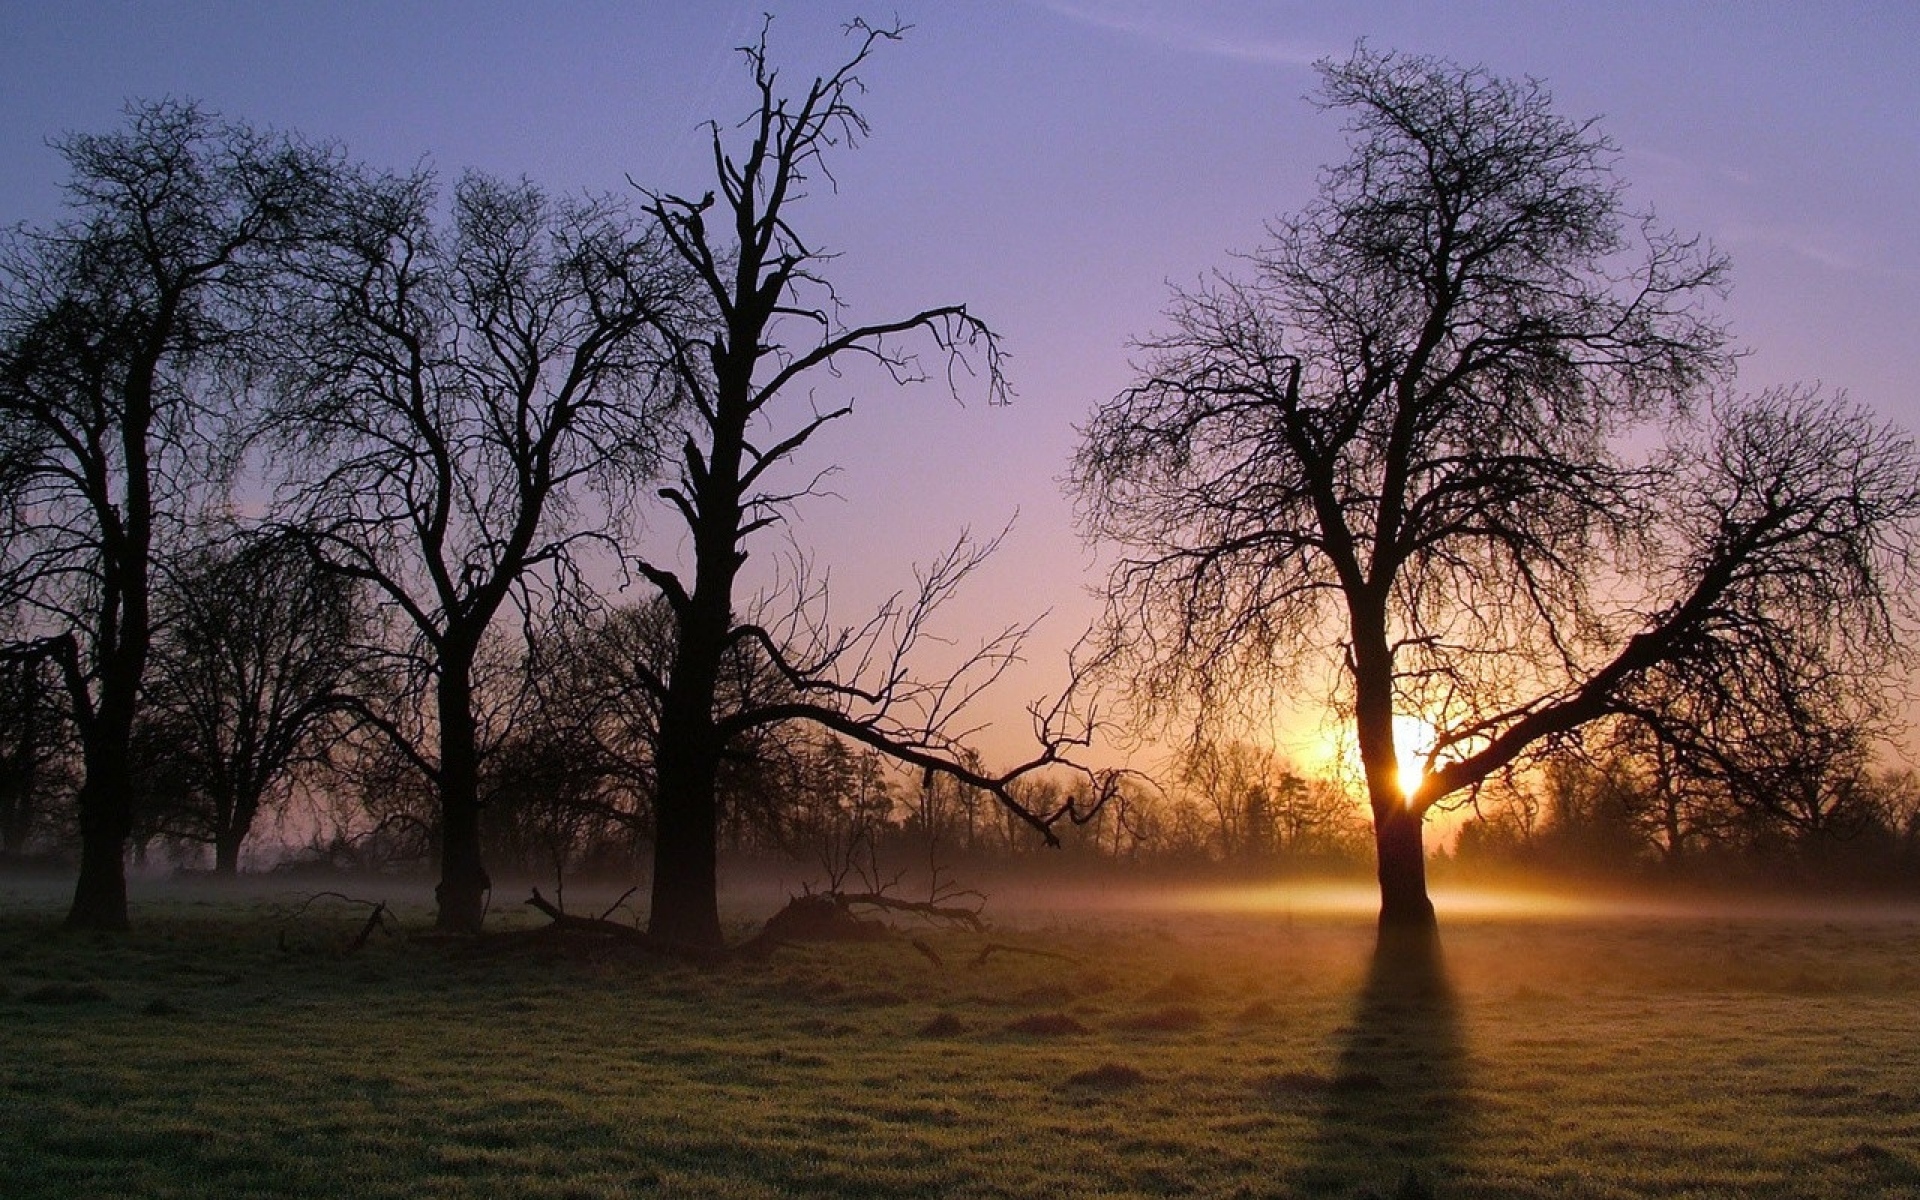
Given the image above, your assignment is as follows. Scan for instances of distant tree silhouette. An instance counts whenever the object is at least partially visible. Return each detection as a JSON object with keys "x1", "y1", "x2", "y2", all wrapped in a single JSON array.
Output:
[
  {"x1": 1176, "y1": 739, "x2": 1362, "y2": 863},
  {"x1": 267, "y1": 169, "x2": 688, "y2": 932},
  {"x1": 1073, "y1": 48, "x2": 1920, "y2": 934},
  {"x1": 527, "y1": 595, "x2": 817, "y2": 859},
  {"x1": 0, "y1": 642, "x2": 74, "y2": 857},
  {"x1": 628, "y1": 19, "x2": 1101, "y2": 949},
  {"x1": 0, "y1": 101, "x2": 338, "y2": 928},
  {"x1": 137, "y1": 527, "x2": 365, "y2": 873}
]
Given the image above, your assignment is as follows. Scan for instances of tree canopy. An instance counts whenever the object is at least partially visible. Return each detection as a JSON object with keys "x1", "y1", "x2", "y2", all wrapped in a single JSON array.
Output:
[{"x1": 1073, "y1": 47, "x2": 1920, "y2": 931}]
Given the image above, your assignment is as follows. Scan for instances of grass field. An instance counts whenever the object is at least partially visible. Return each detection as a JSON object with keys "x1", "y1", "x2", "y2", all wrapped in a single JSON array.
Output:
[{"x1": 3, "y1": 875, "x2": 1919, "y2": 1199}]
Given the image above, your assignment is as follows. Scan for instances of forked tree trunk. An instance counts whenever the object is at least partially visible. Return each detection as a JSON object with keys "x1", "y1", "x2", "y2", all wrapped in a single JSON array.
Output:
[{"x1": 211, "y1": 790, "x2": 250, "y2": 875}]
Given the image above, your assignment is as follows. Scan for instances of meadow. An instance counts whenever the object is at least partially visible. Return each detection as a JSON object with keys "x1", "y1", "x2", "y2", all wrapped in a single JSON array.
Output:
[{"x1": 3, "y1": 875, "x2": 1919, "y2": 1199}]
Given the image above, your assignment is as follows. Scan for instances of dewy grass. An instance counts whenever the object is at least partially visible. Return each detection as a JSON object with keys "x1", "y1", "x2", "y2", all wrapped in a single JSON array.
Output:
[{"x1": 2, "y1": 877, "x2": 1919, "y2": 1198}]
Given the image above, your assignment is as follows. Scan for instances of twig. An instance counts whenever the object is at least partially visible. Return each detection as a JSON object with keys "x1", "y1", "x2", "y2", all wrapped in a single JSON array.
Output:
[
  {"x1": 346, "y1": 902, "x2": 390, "y2": 954},
  {"x1": 598, "y1": 886, "x2": 640, "y2": 922},
  {"x1": 273, "y1": 891, "x2": 395, "y2": 956}
]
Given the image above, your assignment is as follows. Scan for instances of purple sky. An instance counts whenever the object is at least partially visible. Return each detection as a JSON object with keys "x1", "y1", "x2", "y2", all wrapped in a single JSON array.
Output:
[{"x1": 4, "y1": 2, "x2": 1916, "y2": 766}]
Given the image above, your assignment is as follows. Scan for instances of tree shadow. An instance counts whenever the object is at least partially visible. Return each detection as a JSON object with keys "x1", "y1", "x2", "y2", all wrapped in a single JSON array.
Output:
[{"x1": 1286, "y1": 928, "x2": 1469, "y2": 1198}]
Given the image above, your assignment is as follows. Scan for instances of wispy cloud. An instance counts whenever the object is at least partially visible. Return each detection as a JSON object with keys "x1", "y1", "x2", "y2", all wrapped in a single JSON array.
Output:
[
  {"x1": 1718, "y1": 220, "x2": 1919, "y2": 281},
  {"x1": 1631, "y1": 146, "x2": 1755, "y2": 190},
  {"x1": 1038, "y1": 0, "x2": 1327, "y2": 67}
]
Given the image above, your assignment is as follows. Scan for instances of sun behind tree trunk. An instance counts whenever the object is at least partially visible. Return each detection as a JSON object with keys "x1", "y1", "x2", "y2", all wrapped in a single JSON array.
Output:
[{"x1": 1073, "y1": 49, "x2": 1919, "y2": 943}]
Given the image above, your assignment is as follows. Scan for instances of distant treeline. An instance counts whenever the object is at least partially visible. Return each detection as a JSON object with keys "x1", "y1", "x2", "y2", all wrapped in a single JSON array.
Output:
[{"x1": 7, "y1": 655, "x2": 1915, "y2": 892}]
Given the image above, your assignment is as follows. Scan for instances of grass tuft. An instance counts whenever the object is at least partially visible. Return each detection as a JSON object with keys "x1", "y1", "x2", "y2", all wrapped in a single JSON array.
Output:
[
  {"x1": 1119, "y1": 1003, "x2": 1206, "y2": 1032},
  {"x1": 1004, "y1": 1011, "x2": 1088, "y2": 1036},
  {"x1": 20, "y1": 982, "x2": 110, "y2": 1005},
  {"x1": 1065, "y1": 1062, "x2": 1147, "y2": 1090},
  {"x1": 1235, "y1": 997, "x2": 1279, "y2": 1023},
  {"x1": 1257, "y1": 1069, "x2": 1334, "y2": 1097},
  {"x1": 1359, "y1": 1168, "x2": 1437, "y2": 1200},
  {"x1": 1143, "y1": 971, "x2": 1209, "y2": 1002}
]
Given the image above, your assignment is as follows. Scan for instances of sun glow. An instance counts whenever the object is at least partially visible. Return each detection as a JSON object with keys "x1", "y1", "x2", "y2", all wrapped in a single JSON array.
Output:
[
  {"x1": 1392, "y1": 713, "x2": 1438, "y2": 802},
  {"x1": 1286, "y1": 707, "x2": 1445, "y2": 807}
]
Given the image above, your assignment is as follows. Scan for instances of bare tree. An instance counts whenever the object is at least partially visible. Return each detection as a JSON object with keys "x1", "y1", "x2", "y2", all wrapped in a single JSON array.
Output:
[
  {"x1": 1178, "y1": 739, "x2": 1363, "y2": 864},
  {"x1": 137, "y1": 527, "x2": 365, "y2": 873},
  {"x1": 629, "y1": 20, "x2": 1101, "y2": 949},
  {"x1": 1072, "y1": 48, "x2": 1920, "y2": 933},
  {"x1": 528, "y1": 593, "x2": 818, "y2": 859},
  {"x1": 0, "y1": 101, "x2": 336, "y2": 928},
  {"x1": 0, "y1": 641, "x2": 75, "y2": 857},
  {"x1": 1603, "y1": 389, "x2": 1920, "y2": 853},
  {"x1": 268, "y1": 168, "x2": 686, "y2": 932}
]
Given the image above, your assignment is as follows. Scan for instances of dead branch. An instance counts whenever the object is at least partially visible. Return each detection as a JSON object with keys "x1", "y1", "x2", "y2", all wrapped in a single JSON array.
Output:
[
  {"x1": 274, "y1": 890, "x2": 395, "y2": 956},
  {"x1": 522, "y1": 889, "x2": 727, "y2": 965},
  {"x1": 346, "y1": 902, "x2": 391, "y2": 954},
  {"x1": 835, "y1": 891, "x2": 985, "y2": 932},
  {"x1": 598, "y1": 886, "x2": 641, "y2": 922}
]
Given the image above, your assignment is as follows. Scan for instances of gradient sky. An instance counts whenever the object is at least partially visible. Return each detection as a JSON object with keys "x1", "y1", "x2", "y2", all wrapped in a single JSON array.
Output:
[{"x1": 3, "y1": 2, "x2": 1916, "y2": 767}]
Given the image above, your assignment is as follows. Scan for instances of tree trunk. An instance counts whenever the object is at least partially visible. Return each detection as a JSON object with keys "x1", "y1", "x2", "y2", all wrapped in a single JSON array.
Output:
[
  {"x1": 652, "y1": 748, "x2": 725, "y2": 944},
  {"x1": 211, "y1": 788, "x2": 248, "y2": 875},
  {"x1": 1347, "y1": 598, "x2": 1437, "y2": 937},
  {"x1": 648, "y1": 704, "x2": 724, "y2": 949},
  {"x1": 66, "y1": 774, "x2": 131, "y2": 931},
  {"x1": 1373, "y1": 801, "x2": 1436, "y2": 933},
  {"x1": 0, "y1": 776, "x2": 32, "y2": 856},
  {"x1": 66, "y1": 679, "x2": 138, "y2": 930},
  {"x1": 434, "y1": 664, "x2": 490, "y2": 933},
  {"x1": 646, "y1": 464, "x2": 742, "y2": 950}
]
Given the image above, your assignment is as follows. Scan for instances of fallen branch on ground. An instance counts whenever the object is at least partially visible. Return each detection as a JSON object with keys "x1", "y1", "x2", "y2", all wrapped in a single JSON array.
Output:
[
  {"x1": 274, "y1": 891, "x2": 395, "y2": 956},
  {"x1": 833, "y1": 891, "x2": 986, "y2": 932},
  {"x1": 521, "y1": 890, "x2": 727, "y2": 965}
]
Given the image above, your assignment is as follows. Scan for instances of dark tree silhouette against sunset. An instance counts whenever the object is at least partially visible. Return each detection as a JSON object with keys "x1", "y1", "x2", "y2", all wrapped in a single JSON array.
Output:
[
  {"x1": 1074, "y1": 47, "x2": 1920, "y2": 936},
  {"x1": 629, "y1": 19, "x2": 1104, "y2": 950}
]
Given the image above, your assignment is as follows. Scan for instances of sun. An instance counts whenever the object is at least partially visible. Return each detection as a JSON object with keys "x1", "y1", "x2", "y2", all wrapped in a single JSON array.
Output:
[
  {"x1": 1392, "y1": 713, "x2": 1438, "y2": 801},
  {"x1": 1294, "y1": 708, "x2": 1443, "y2": 804}
]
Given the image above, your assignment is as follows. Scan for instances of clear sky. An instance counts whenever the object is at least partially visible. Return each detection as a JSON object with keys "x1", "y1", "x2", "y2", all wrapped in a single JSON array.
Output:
[{"x1": 3, "y1": 1, "x2": 1916, "y2": 767}]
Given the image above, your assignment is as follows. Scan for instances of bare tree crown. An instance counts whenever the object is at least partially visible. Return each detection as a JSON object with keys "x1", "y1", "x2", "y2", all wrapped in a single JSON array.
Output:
[{"x1": 1073, "y1": 47, "x2": 1917, "y2": 839}]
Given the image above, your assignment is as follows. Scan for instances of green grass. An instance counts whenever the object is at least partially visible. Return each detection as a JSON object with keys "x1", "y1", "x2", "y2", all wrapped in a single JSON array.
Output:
[{"x1": 3, "y1": 877, "x2": 1920, "y2": 1198}]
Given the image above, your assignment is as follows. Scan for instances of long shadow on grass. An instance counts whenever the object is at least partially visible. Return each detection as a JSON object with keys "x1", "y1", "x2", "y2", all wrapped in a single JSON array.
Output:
[{"x1": 1286, "y1": 929, "x2": 1468, "y2": 1199}]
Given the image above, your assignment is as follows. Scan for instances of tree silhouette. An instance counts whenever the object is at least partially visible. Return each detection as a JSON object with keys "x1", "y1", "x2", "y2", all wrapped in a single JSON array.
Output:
[
  {"x1": 268, "y1": 169, "x2": 687, "y2": 932},
  {"x1": 1073, "y1": 48, "x2": 1920, "y2": 933},
  {"x1": 137, "y1": 527, "x2": 365, "y2": 873},
  {"x1": 629, "y1": 19, "x2": 1099, "y2": 949},
  {"x1": 0, "y1": 642, "x2": 73, "y2": 857},
  {"x1": 0, "y1": 102, "x2": 336, "y2": 928}
]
